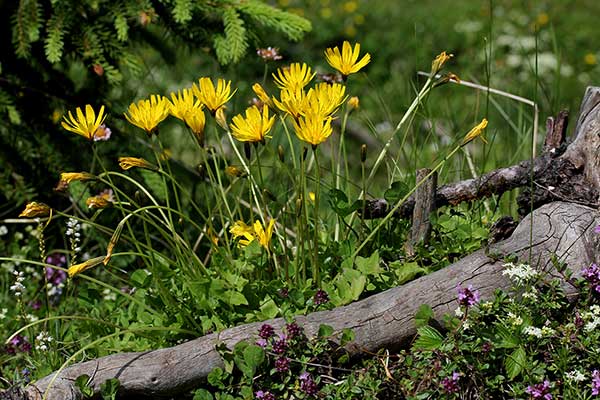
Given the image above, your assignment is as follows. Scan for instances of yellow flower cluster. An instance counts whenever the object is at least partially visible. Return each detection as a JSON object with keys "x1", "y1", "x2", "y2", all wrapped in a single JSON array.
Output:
[{"x1": 230, "y1": 219, "x2": 276, "y2": 252}]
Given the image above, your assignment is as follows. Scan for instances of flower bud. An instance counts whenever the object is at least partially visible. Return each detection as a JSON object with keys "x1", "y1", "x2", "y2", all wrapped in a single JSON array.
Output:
[
  {"x1": 68, "y1": 256, "x2": 105, "y2": 278},
  {"x1": 462, "y1": 119, "x2": 489, "y2": 146},
  {"x1": 252, "y1": 83, "x2": 275, "y2": 109},
  {"x1": 278, "y1": 145, "x2": 285, "y2": 163},
  {"x1": 19, "y1": 202, "x2": 51, "y2": 218},
  {"x1": 215, "y1": 107, "x2": 228, "y2": 131},
  {"x1": 431, "y1": 51, "x2": 454, "y2": 74},
  {"x1": 360, "y1": 144, "x2": 367, "y2": 163},
  {"x1": 86, "y1": 195, "x2": 112, "y2": 209},
  {"x1": 348, "y1": 96, "x2": 360, "y2": 111}
]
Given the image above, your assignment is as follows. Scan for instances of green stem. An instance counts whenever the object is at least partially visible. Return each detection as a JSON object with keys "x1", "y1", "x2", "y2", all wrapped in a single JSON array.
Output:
[{"x1": 313, "y1": 147, "x2": 321, "y2": 287}]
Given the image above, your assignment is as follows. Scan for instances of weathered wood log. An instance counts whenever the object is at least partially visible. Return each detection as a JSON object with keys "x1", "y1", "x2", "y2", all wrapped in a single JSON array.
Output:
[
  {"x1": 406, "y1": 168, "x2": 437, "y2": 256},
  {"x1": 363, "y1": 87, "x2": 600, "y2": 220},
  {"x1": 13, "y1": 202, "x2": 600, "y2": 400}
]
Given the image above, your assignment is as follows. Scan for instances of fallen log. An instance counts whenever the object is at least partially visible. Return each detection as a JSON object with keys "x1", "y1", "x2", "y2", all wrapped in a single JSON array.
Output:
[{"x1": 7, "y1": 86, "x2": 600, "y2": 400}]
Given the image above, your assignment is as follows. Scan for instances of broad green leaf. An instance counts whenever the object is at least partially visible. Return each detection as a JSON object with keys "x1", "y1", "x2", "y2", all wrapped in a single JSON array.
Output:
[
  {"x1": 259, "y1": 297, "x2": 279, "y2": 319},
  {"x1": 384, "y1": 181, "x2": 410, "y2": 203},
  {"x1": 412, "y1": 326, "x2": 444, "y2": 350},
  {"x1": 100, "y1": 378, "x2": 120, "y2": 400},
  {"x1": 355, "y1": 251, "x2": 382, "y2": 275},
  {"x1": 224, "y1": 290, "x2": 248, "y2": 306},
  {"x1": 392, "y1": 261, "x2": 425, "y2": 285},
  {"x1": 193, "y1": 389, "x2": 214, "y2": 400},
  {"x1": 242, "y1": 345, "x2": 265, "y2": 378},
  {"x1": 341, "y1": 328, "x2": 355, "y2": 345},
  {"x1": 505, "y1": 346, "x2": 526, "y2": 379},
  {"x1": 318, "y1": 324, "x2": 334, "y2": 338},
  {"x1": 414, "y1": 304, "x2": 434, "y2": 328},
  {"x1": 130, "y1": 269, "x2": 152, "y2": 288}
]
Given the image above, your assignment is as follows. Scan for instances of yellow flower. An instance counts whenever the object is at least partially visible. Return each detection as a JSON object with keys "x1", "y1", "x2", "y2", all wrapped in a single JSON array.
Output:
[
  {"x1": 347, "y1": 96, "x2": 359, "y2": 110},
  {"x1": 273, "y1": 63, "x2": 315, "y2": 91},
  {"x1": 254, "y1": 219, "x2": 276, "y2": 251},
  {"x1": 60, "y1": 172, "x2": 95, "y2": 184},
  {"x1": 168, "y1": 88, "x2": 201, "y2": 119},
  {"x1": 230, "y1": 106, "x2": 276, "y2": 144},
  {"x1": 192, "y1": 77, "x2": 236, "y2": 114},
  {"x1": 124, "y1": 95, "x2": 170, "y2": 134},
  {"x1": 215, "y1": 107, "x2": 229, "y2": 131},
  {"x1": 230, "y1": 221, "x2": 256, "y2": 247},
  {"x1": 293, "y1": 112, "x2": 333, "y2": 147},
  {"x1": 305, "y1": 83, "x2": 347, "y2": 116},
  {"x1": 252, "y1": 83, "x2": 275, "y2": 109},
  {"x1": 118, "y1": 157, "x2": 157, "y2": 171},
  {"x1": 273, "y1": 89, "x2": 307, "y2": 119},
  {"x1": 86, "y1": 195, "x2": 112, "y2": 209},
  {"x1": 431, "y1": 51, "x2": 454, "y2": 74},
  {"x1": 68, "y1": 256, "x2": 105, "y2": 278},
  {"x1": 536, "y1": 12, "x2": 549, "y2": 26},
  {"x1": 225, "y1": 165, "x2": 246, "y2": 178},
  {"x1": 584, "y1": 53, "x2": 597, "y2": 66},
  {"x1": 462, "y1": 118, "x2": 488, "y2": 145},
  {"x1": 19, "y1": 202, "x2": 51, "y2": 218},
  {"x1": 61, "y1": 105, "x2": 107, "y2": 140},
  {"x1": 324, "y1": 41, "x2": 370, "y2": 78}
]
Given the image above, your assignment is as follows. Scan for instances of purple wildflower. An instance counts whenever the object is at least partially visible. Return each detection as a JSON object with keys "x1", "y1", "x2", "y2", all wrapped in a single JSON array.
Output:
[
  {"x1": 457, "y1": 285, "x2": 480, "y2": 307},
  {"x1": 275, "y1": 356, "x2": 290, "y2": 373},
  {"x1": 525, "y1": 380, "x2": 552, "y2": 399},
  {"x1": 582, "y1": 263, "x2": 600, "y2": 293},
  {"x1": 278, "y1": 288, "x2": 289, "y2": 298},
  {"x1": 285, "y1": 321, "x2": 303, "y2": 340},
  {"x1": 272, "y1": 334, "x2": 287, "y2": 354},
  {"x1": 258, "y1": 324, "x2": 275, "y2": 339},
  {"x1": 313, "y1": 289, "x2": 329, "y2": 306},
  {"x1": 481, "y1": 342, "x2": 493, "y2": 354},
  {"x1": 5, "y1": 335, "x2": 31, "y2": 355},
  {"x1": 594, "y1": 225, "x2": 600, "y2": 234},
  {"x1": 592, "y1": 370, "x2": 600, "y2": 396},
  {"x1": 299, "y1": 372, "x2": 318, "y2": 396},
  {"x1": 441, "y1": 371, "x2": 460, "y2": 394},
  {"x1": 255, "y1": 390, "x2": 276, "y2": 400},
  {"x1": 256, "y1": 47, "x2": 282, "y2": 61},
  {"x1": 256, "y1": 338, "x2": 268, "y2": 348}
]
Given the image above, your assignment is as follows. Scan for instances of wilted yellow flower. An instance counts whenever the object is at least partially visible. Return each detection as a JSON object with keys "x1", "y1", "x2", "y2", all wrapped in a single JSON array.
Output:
[
  {"x1": 273, "y1": 89, "x2": 307, "y2": 119},
  {"x1": 86, "y1": 189, "x2": 114, "y2": 209},
  {"x1": 273, "y1": 63, "x2": 315, "y2": 91},
  {"x1": 61, "y1": 105, "x2": 107, "y2": 140},
  {"x1": 305, "y1": 83, "x2": 347, "y2": 116},
  {"x1": 192, "y1": 77, "x2": 236, "y2": 114},
  {"x1": 462, "y1": 118, "x2": 488, "y2": 145},
  {"x1": 254, "y1": 219, "x2": 276, "y2": 251},
  {"x1": 252, "y1": 83, "x2": 275, "y2": 109},
  {"x1": 68, "y1": 256, "x2": 105, "y2": 278},
  {"x1": 230, "y1": 221, "x2": 256, "y2": 247},
  {"x1": 60, "y1": 172, "x2": 95, "y2": 184},
  {"x1": 215, "y1": 107, "x2": 229, "y2": 131},
  {"x1": 431, "y1": 51, "x2": 454, "y2": 74},
  {"x1": 19, "y1": 202, "x2": 51, "y2": 218},
  {"x1": 230, "y1": 106, "x2": 276, "y2": 144},
  {"x1": 225, "y1": 165, "x2": 246, "y2": 178},
  {"x1": 347, "y1": 96, "x2": 360, "y2": 110},
  {"x1": 124, "y1": 95, "x2": 170, "y2": 134},
  {"x1": 118, "y1": 157, "x2": 157, "y2": 171},
  {"x1": 293, "y1": 112, "x2": 333, "y2": 147},
  {"x1": 324, "y1": 41, "x2": 371, "y2": 78}
]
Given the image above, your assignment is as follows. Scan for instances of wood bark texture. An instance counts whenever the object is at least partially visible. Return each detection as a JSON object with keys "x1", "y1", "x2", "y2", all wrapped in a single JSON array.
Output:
[{"x1": 5, "y1": 86, "x2": 600, "y2": 400}]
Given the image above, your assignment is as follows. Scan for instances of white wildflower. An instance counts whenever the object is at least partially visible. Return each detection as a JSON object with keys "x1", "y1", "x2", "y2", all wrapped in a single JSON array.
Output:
[
  {"x1": 0, "y1": 308, "x2": 7, "y2": 319},
  {"x1": 507, "y1": 312, "x2": 523, "y2": 327},
  {"x1": 454, "y1": 307, "x2": 464, "y2": 318},
  {"x1": 502, "y1": 262, "x2": 538, "y2": 284},
  {"x1": 35, "y1": 331, "x2": 53, "y2": 351},
  {"x1": 0, "y1": 226, "x2": 7, "y2": 236},
  {"x1": 462, "y1": 321, "x2": 470, "y2": 331},
  {"x1": 565, "y1": 370, "x2": 586, "y2": 383},
  {"x1": 102, "y1": 288, "x2": 117, "y2": 301},
  {"x1": 524, "y1": 326, "x2": 543, "y2": 338}
]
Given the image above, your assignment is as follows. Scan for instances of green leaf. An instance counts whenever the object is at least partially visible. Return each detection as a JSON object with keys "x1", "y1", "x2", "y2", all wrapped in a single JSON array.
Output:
[
  {"x1": 207, "y1": 367, "x2": 226, "y2": 389},
  {"x1": 74, "y1": 374, "x2": 94, "y2": 397},
  {"x1": 318, "y1": 324, "x2": 334, "y2": 338},
  {"x1": 259, "y1": 297, "x2": 279, "y2": 319},
  {"x1": 495, "y1": 324, "x2": 520, "y2": 348},
  {"x1": 391, "y1": 261, "x2": 426, "y2": 285},
  {"x1": 139, "y1": 169, "x2": 167, "y2": 202},
  {"x1": 355, "y1": 251, "x2": 381, "y2": 275},
  {"x1": 341, "y1": 328, "x2": 355, "y2": 345},
  {"x1": 241, "y1": 345, "x2": 265, "y2": 378},
  {"x1": 412, "y1": 326, "x2": 444, "y2": 350},
  {"x1": 130, "y1": 269, "x2": 152, "y2": 288},
  {"x1": 414, "y1": 304, "x2": 434, "y2": 328},
  {"x1": 224, "y1": 290, "x2": 248, "y2": 306},
  {"x1": 193, "y1": 389, "x2": 214, "y2": 400},
  {"x1": 100, "y1": 378, "x2": 120, "y2": 400},
  {"x1": 505, "y1": 346, "x2": 526, "y2": 379}
]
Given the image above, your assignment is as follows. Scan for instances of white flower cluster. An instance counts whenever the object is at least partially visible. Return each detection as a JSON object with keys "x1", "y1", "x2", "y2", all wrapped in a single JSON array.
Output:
[
  {"x1": 582, "y1": 305, "x2": 600, "y2": 332},
  {"x1": 102, "y1": 288, "x2": 117, "y2": 301},
  {"x1": 0, "y1": 308, "x2": 7, "y2": 319},
  {"x1": 10, "y1": 271, "x2": 26, "y2": 297},
  {"x1": 564, "y1": 370, "x2": 586, "y2": 383},
  {"x1": 523, "y1": 325, "x2": 555, "y2": 338},
  {"x1": 502, "y1": 262, "x2": 538, "y2": 284},
  {"x1": 66, "y1": 217, "x2": 82, "y2": 254},
  {"x1": 0, "y1": 225, "x2": 7, "y2": 236},
  {"x1": 522, "y1": 287, "x2": 538, "y2": 300},
  {"x1": 35, "y1": 331, "x2": 53, "y2": 351},
  {"x1": 507, "y1": 312, "x2": 523, "y2": 327}
]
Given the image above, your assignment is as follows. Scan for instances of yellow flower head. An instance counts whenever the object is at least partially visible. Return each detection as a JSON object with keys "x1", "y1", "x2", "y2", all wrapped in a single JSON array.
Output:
[
  {"x1": 273, "y1": 63, "x2": 315, "y2": 91},
  {"x1": 230, "y1": 221, "x2": 256, "y2": 247},
  {"x1": 168, "y1": 88, "x2": 202, "y2": 121},
  {"x1": 324, "y1": 41, "x2": 371, "y2": 77},
  {"x1": 60, "y1": 172, "x2": 95, "y2": 184},
  {"x1": 347, "y1": 96, "x2": 360, "y2": 110},
  {"x1": 86, "y1": 195, "x2": 112, "y2": 209},
  {"x1": 230, "y1": 106, "x2": 275, "y2": 144},
  {"x1": 254, "y1": 219, "x2": 276, "y2": 251},
  {"x1": 293, "y1": 112, "x2": 333, "y2": 147},
  {"x1": 305, "y1": 83, "x2": 347, "y2": 116},
  {"x1": 118, "y1": 157, "x2": 157, "y2": 171},
  {"x1": 61, "y1": 105, "x2": 107, "y2": 140},
  {"x1": 192, "y1": 77, "x2": 236, "y2": 114},
  {"x1": 252, "y1": 83, "x2": 275, "y2": 109},
  {"x1": 124, "y1": 95, "x2": 170, "y2": 134},
  {"x1": 462, "y1": 118, "x2": 488, "y2": 145},
  {"x1": 431, "y1": 51, "x2": 454, "y2": 74},
  {"x1": 68, "y1": 256, "x2": 105, "y2": 278},
  {"x1": 19, "y1": 202, "x2": 51, "y2": 218},
  {"x1": 184, "y1": 108, "x2": 206, "y2": 140},
  {"x1": 225, "y1": 165, "x2": 246, "y2": 178},
  {"x1": 273, "y1": 89, "x2": 307, "y2": 119}
]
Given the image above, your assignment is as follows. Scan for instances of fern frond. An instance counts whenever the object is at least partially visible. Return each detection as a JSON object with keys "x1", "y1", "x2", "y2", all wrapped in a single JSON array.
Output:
[
  {"x1": 214, "y1": 7, "x2": 248, "y2": 65},
  {"x1": 238, "y1": 0, "x2": 311, "y2": 42},
  {"x1": 173, "y1": 0, "x2": 193, "y2": 24},
  {"x1": 44, "y1": 13, "x2": 66, "y2": 63}
]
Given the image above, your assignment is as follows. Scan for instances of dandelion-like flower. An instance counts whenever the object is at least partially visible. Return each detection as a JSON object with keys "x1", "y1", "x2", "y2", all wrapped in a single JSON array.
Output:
[
  {"x1": 254, "y1": 219, "x2": 276, "y2": 251},
  {"x1": 168, "y1": 88, "x2": 207, "y2": 139},
  {"x1": 273, "y1": 63, "x2": 315, "y2": 91},
  {"x1": 124, "y1": 95, "x2": 170, "y2": 134},
  {"x1": 230, "y1": 221, "x2": 256, "y2": 247},
  {"x1": 324, "y1": 41, "x2": 371, "y2": 78},
  {"x1": 462, "y1": 118, "x2": 488, "y2": 145},
  {"x1": 230, "y1": 106, "x2": 275, "y2": 144},
  {"x1": 19, "y1": 202, "x2": 51, "y2": 218},
  {"x1": 61, "y1": 105, "x2": 107, "y2": 140},
  {"x1": 192, "y1": 77, "x2": 236, "y2": 114},
  {"x1": 230, "y1": 219, "x2": 276, "y2": 251},
  {"x1": 274, "y1": 89, "x2": 307, "y2": 119},
  {"x1": 305, "y1": 82, "x2": 347, "y2": 116},
  {"x1": 292, "y1": 112, "x2": 333, "y2": 148}
]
